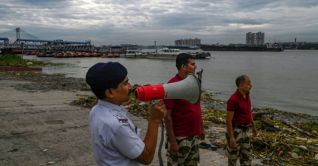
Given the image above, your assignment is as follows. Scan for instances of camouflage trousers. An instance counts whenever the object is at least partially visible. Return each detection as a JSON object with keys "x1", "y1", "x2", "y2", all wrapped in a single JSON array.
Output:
[
  {"x1": 225, "y1": 128, "x2": 252, "y2": 166},
  {"x1": 166, "y1": 136, "x2": 200, "y2": 166}
]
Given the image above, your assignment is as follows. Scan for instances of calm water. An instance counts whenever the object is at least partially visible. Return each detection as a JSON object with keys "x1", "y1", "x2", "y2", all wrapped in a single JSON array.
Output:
[{"x1": 24, "y1": 50, "x2": 318, "y2": 116}]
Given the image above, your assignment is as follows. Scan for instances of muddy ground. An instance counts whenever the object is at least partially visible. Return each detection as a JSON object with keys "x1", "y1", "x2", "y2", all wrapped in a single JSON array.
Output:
[
  {"x1": 2, "y1": 70, "x2": 317, "y2": 166},
  {"x1": 1, "y1": 71, "x2": 239, "y2": 166}
]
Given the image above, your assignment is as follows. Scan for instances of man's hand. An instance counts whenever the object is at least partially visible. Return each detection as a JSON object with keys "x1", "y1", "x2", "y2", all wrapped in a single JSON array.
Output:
[
  {"x1": 252, "y1": 127, "x2": 258, "y2": 137},
  {"x1": 149, "y1": 101, "x2": 167, "y2": 122},
  {"x1": 199, "y1": 129, "x2": 206, "y2": 140},
  {"x1": 169, "y1": 141, "x2": 179, "y2": 156},
  {"x1": 229, "y1": 138, "x2": 237, "y2": 149}
]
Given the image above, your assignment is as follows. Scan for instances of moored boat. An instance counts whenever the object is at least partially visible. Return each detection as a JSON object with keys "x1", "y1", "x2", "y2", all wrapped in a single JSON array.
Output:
[
  {"x1": 106, "y1": 54, "x2": 115, "y2": 58},
  {"x1": 36, "y1": 53, "x2": 44, "y2": 57},
  {"x1": 70, "y1": 53, "x2": 77, "y2": 57},
  {"x1": 84, "y1": 53, "x2": 91, "y2": 57},
  {"x1": 77, "y1": 52, "x2": 84, "y2": 57},
  {"x1": 91, "y1": 52, "x2": 99, "y2": 57},
  {"x1": 166, "y1": 45, "x2": 199, "y2": 50},
  {"x1": 100, "y1": 53, "x2": 108, "y2": 58},
  {"x1": 188, "y1": 52, "x2": 211, "y2": 59},
  {"x1": 62, "y1": 53, "x2": 70, "y2": 58},
  {"x1": 36, "y1": 53, "x2": 55, "y2": 57},
  {"x1": 55, "y1": 52, "x2": 63, "y2": 58},
  {"x1": 122, "y1": 50, "x2": 144, "y2": 58},
  {"x1": 147, "y1": 47, "x2": 181, "y2": 59}
]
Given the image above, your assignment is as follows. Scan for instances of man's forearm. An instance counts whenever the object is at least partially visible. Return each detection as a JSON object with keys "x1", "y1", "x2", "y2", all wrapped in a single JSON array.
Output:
[
  {"x1": 226, "y1": 120, "x2": 234, "y2": 139},
  {"x1": 164, "y1": 117, "x2": 176, "y2": 143},
  {"x1": 143, "y1": 120, "x2": 160, "y2": 161}
]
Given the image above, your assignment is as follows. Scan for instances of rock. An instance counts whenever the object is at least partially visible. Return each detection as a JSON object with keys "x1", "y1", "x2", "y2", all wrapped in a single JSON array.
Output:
[
  {"x1": 291, "y1": 153, "x2": 299, "y2": 158},
  {"x1": 312, "y1": 130, "x2": 317, "y2": 135},
  {"x1": 297, "y1": 145, "x2": 308, "y2": 150}
]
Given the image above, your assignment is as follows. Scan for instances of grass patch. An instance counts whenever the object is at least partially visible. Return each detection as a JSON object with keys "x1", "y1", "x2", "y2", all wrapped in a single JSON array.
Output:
[{"x1": 0, "y1": 54, "x2": 64, "y2": 67}]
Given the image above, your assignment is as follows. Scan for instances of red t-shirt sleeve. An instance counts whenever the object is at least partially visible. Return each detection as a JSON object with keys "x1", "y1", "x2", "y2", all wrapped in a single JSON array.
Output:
[{"x1": 227, "y1": 98, "x2": 236, "y2": 112}]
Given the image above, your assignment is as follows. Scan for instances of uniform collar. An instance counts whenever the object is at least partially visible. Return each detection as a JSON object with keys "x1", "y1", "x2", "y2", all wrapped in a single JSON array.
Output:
[
  {"x1": 97, "y1": 100, "x2": 127, "y2": 113},
  {"x1": 235, "y1": 89, "x2": 249, "y2": 100}
]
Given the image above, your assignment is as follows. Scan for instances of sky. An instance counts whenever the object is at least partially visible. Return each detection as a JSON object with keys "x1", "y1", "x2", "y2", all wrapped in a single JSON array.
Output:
[{"x1": 0, "y1": 0, "x2": 317, "y2": 46}]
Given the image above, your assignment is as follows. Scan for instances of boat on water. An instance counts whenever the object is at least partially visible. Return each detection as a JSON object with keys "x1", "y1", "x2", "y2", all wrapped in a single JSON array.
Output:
[
  {"x1": 188, "y1": 52, "x2": 211, "y2": 59},
  {"x1": 100, "y1": 53, "x2": 120, "y2": 58},
  {"x1": 200, "y1": 43, "x2": 284, "y2": 52},
  {"x1": 147, "y1": 47, "x2": 181, "y2": 59},
  {"x1": 84, "y1": 53, "x2": 91, "y2": 57},
  {"x1": 166, "y1": 45, "x2": 199, "y2": 50},
  {"x1": 122, "y1": 50, "x2": 147, "y2": 58},
  {"x1": 77, "y1": 52, "x2": 84, "y2": 57},
  {"x1": 91, "y1": 52, "x2": 100, "y2": 57},
  {"x1": 36, "y1": 53, "x2": 55, "y2": 57}
]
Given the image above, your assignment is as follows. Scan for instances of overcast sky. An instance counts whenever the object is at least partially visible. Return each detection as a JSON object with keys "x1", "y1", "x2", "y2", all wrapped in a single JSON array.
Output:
[{"x1": 0, "y1": 0, "x2": 317, "y2": 46}]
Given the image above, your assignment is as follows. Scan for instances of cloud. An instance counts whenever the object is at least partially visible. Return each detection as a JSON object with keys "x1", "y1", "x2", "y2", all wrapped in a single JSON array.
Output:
[{"x1": 0, "y1": 0, "x2": 317, "y2": 45}]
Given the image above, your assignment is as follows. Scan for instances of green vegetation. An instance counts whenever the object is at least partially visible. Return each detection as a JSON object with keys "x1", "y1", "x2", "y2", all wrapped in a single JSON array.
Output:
[
  {"x1": 72, "y1": 86, "x2": 318, "y2": 165},
  {"x1": 201, "y1": 90, "x2": 223, "y2": 103},
  {"x1": 0, "y1": 54, "x2": 63, "y2": 67}
]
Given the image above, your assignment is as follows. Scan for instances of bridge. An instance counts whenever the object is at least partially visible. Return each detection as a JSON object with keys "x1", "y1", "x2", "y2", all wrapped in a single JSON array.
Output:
[{"x1": 0, "y1": 28, "x2": 92, "y2": 52}]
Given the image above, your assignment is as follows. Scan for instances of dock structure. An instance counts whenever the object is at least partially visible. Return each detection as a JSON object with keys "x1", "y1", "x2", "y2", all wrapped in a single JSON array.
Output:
[
  {"x1": 0, "y1": 38, "x2": 9, "y2": 49},
  {"x1": 0, "y1": 28, "x2": 93, "y2": 52}
]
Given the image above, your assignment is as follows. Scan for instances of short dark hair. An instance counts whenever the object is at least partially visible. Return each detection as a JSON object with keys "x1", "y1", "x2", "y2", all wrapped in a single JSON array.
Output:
[
  {"x1": 91, "y1": 85, "x2": 118, "y2": 100},
  {"x1": 176, "y1": 53, "x2": 194, "y2": 70},
  {"x1": 235, "y1": 75, "x2": 248, "y2": 87}
]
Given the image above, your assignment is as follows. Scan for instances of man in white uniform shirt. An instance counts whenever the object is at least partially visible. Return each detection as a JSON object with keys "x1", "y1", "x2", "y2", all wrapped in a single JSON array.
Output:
[{"x1": 86, "y1": 62, "x2": 167, "y2": 166}]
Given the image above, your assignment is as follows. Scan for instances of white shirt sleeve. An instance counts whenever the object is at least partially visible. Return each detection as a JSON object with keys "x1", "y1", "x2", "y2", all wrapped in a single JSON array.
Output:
[{"x1": 111, "y1": 123, "x2": 145, "y2": 159}]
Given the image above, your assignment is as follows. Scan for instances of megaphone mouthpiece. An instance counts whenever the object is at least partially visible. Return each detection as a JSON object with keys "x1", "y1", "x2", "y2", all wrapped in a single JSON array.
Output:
[
  {"x1": 135, "y1": 74, "x2": 201, "y2": 105},
  {"x1": 135, "y1": 84, "x2": 165, "y2": 101}
]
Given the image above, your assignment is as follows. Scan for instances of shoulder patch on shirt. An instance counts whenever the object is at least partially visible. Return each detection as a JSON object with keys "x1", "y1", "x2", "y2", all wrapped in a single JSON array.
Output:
[{"x1": 115, "y1": 114, "x2": 128, "y2": 123}]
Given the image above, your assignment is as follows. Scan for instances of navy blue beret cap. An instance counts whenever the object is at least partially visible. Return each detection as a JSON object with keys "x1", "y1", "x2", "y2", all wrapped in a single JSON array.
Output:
[{"x1": 86, "y1": 62, "x2": 127, "y2": 89}]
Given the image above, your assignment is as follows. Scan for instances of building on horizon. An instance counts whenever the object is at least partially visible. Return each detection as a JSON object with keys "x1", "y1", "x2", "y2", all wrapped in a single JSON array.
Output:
[
  {"x1": 175, "y1": 38, "x2": 201, "y2": 46},
  {"x1": 246, "y1": 32, "x2": 265, "y2": 45}
]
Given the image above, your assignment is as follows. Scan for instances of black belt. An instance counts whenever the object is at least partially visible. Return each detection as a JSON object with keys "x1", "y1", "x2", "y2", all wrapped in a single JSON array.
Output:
[{"x1": 232, "y1": 124, "x2": 251, "y2": 130}]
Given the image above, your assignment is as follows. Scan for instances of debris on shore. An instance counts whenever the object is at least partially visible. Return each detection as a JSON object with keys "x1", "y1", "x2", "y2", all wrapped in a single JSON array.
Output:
[
  {"x1": 0, "y1": 71, "x2": 88, "y2": 91},
  {"x1": 72, "y1": 86, "x2": 318, "y2": 166},
  {"x1": 1, "y1": 69, "x2": 317, "y2": 165}
]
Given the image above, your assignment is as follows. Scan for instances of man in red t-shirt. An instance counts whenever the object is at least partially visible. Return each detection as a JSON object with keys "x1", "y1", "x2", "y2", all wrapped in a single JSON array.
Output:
[
  {"x1": 163, "y1": 53, "x2": 205, "y2": 166},
  {"x1": 225, "y1": 75, "x2": 257, "y2": 166}
]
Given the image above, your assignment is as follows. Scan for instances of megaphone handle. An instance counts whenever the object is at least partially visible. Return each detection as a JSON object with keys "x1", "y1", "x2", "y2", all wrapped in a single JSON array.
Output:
[{"x1": 151, "y1": 99, "x2": 162, "y2": 106}]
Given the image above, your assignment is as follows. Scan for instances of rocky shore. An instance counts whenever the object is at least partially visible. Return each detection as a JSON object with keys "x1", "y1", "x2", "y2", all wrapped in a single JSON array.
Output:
[
  {"x1": 0, "y1": 71, "x2": 232, "y2": 166},
  {"x1": 1, "y1": 71, "x2": 317, "y2": 166}
]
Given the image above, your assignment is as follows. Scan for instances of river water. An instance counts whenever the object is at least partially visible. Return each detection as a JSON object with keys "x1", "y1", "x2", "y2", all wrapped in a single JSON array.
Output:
[{"x1": 23, "y1": 50, "x2": 318, "y2": 116}]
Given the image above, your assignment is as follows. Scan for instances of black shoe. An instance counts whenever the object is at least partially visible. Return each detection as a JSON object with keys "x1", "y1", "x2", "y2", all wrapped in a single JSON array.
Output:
[
  {"x1": 199, "y1": 142, "x2": 211, "y2": 149},
  {"x1": 199, "y1": 142, "x2": 218, "y2": 151}
]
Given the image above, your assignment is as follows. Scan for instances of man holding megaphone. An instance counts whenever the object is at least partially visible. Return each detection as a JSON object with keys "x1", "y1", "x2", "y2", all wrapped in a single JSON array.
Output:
[
  {"x1": 86, "y1": 62, "x2": 167, "y2": 166},
  {"x1": 163, "y1": 53, "x2": 205, "y2": 166}
]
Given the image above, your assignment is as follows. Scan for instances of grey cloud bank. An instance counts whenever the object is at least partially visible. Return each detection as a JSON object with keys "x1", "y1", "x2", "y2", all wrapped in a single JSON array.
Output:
[{"x1": 0, "y1": 0, "x2": 317, "y2": 46}]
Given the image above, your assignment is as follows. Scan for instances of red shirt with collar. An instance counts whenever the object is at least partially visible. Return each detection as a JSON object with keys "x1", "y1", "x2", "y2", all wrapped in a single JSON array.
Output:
[
  {"x1": 163, "y1": 74, "x2": 202, "y2": 137},
  {"x1": 227, "y1": 90, "x2": 252, "y2": 125}
]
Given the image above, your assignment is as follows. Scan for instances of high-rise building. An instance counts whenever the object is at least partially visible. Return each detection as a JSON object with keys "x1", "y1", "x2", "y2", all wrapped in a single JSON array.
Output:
[
  {"x1": 175, "y1": 38, "x2": 201, "y2": 46},
  {"x1": 246, "y1": 32, "x2": 265, "y2": 45}
]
